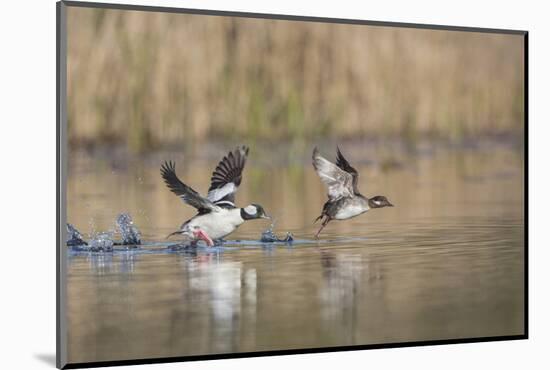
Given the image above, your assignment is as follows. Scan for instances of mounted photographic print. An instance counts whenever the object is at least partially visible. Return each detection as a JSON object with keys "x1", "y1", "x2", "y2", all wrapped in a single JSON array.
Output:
[{"x1": 57, "y1": 1, "x2": 527, "y2": 368}]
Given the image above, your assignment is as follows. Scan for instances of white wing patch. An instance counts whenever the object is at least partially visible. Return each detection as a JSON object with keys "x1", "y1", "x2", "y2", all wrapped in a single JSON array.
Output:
[
  {"x1": 207, "y1": 183, "x2": 236, "y2": 203},
  {"x1": 313, "y1": 153, "x2": 354, "y2": 200}
]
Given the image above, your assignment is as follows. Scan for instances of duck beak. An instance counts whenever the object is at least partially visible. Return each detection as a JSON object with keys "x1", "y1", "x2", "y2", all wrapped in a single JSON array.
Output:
[
  {"x1": 193, "y1": 229, "x2": 214, "y2": 246},
  {"x1": 262, "y1": 213, "x2": 272, "y2": 220},
  {"x1": 388, "y1": 202, "x2": 394, "y2": 207}
]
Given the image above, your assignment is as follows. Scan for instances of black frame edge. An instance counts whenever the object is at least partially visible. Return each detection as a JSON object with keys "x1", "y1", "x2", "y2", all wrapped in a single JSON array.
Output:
[
  {"x1": 57, "y1": 1, "x2": 68, "y2": 369},
  {"x1": 62, "y1": 335, "x2": 527, "y2": 369},
  {"x1": 56, "y1": 2, "x2": 61, "y2": 368},
  {"x1": 523, "y1": 32, "x2": 529, "y2": 339},
  {"x1": 61, "y1": 0, "x2": 527, "y2": 35}
]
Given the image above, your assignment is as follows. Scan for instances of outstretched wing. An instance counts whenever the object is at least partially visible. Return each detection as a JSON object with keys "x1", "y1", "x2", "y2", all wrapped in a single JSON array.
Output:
[
  {"x1": 160, "y1": 161, "x2": 219, "y2": 213},
  {"x1": 207, "y1": 146, "x2": 249, "y2": 207},
  {"x1": 335, "y1": 146, "x2": 360, "y2": 194},
  {"x1": 312, "y1": 147, "x2": 355, "y2": 200}
]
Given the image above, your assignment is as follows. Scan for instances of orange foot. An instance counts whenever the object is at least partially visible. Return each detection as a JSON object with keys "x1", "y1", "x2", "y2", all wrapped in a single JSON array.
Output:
[{"x1": 192, "y1": 228, "x2": 214, "y2": 247}]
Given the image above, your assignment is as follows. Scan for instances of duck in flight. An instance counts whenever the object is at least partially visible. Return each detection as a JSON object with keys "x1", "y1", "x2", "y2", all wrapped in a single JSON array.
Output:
[
  {"x1": 160, "y1": 146, "x2": 270, "y2": 246},
  {"x1": 312, "y1": 147, "x2": 393, "y2": 238}
]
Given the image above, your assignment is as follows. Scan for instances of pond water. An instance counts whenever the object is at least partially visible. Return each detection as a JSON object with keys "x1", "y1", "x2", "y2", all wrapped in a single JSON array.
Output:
[{"x1": 65, "y1": 141, "x2": 525, "y2": 364}]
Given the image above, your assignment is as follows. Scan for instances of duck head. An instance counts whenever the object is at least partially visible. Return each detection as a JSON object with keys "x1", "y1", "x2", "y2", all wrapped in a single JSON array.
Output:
[
  {"x1": 368, "y1": 195, "x2": 394, "y2": 209},
  {"x1": 241, "y1": 204, "x2": 271, "y2": 220}
]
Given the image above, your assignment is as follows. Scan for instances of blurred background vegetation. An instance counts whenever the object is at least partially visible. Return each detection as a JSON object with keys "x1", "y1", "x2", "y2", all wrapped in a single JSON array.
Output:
[{"x1": 67, "y1": 7, "x2": 524, "y2": 153}]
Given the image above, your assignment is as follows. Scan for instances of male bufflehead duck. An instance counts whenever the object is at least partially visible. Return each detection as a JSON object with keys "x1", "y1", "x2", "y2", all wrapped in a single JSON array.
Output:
[
  {"x1": 160, "y1": 146, "x2": 270, "y2": 246},
  {"x1": 312, "y1": 147, "x2": 393, "y2": 238}
]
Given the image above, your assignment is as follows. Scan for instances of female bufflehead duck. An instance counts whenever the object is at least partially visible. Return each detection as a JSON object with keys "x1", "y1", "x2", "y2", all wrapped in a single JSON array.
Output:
[
  {"x1": 312, "y1": 147, "x2": 393, "y2": 238},
  {"x1": 160, "y1": 146, "x2": 270, "y2": 246}
]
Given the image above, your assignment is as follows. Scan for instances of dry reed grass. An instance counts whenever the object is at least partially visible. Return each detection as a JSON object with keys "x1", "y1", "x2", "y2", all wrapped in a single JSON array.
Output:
[{"x1": 67, "y1": 7, "x2": 524, "y2": 152}]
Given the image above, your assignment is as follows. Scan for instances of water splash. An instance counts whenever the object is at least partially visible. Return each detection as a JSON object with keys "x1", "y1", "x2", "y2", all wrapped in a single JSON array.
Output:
[
  {"x1": 89, "y1": 232, "x2": 115, "y2": 252},
  {"x1": 67, "y1": 213, "x2": 297, "y2": 252},
  {"x1": 116, "y1": 213, "x2": 141, "y2": 245},
  {"x1": 66, "y1": 223, "x2": 87, "y2": 246},
  {"x1": 87, "y1": 218, "x2": 98, "y2": 241},
  {"x1": 260, "y1": 220, "x2": 293, "y2": 243}
]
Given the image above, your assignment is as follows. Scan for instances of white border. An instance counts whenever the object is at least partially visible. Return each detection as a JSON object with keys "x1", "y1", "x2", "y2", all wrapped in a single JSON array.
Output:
[{"x1": 2, "y1": 0, "x2": 547, "y2": 369}]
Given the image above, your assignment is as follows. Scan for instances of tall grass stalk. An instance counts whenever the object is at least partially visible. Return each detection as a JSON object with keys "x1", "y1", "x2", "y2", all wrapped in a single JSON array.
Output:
[{"x1": 67, "y1": 8, "x2": 524, "y2": 152}]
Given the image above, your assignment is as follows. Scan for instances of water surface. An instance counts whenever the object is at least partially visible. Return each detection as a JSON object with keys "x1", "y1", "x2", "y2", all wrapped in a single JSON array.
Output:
[{"x1": 66, "y1": 142, "x2": 524, "y2": 363}]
